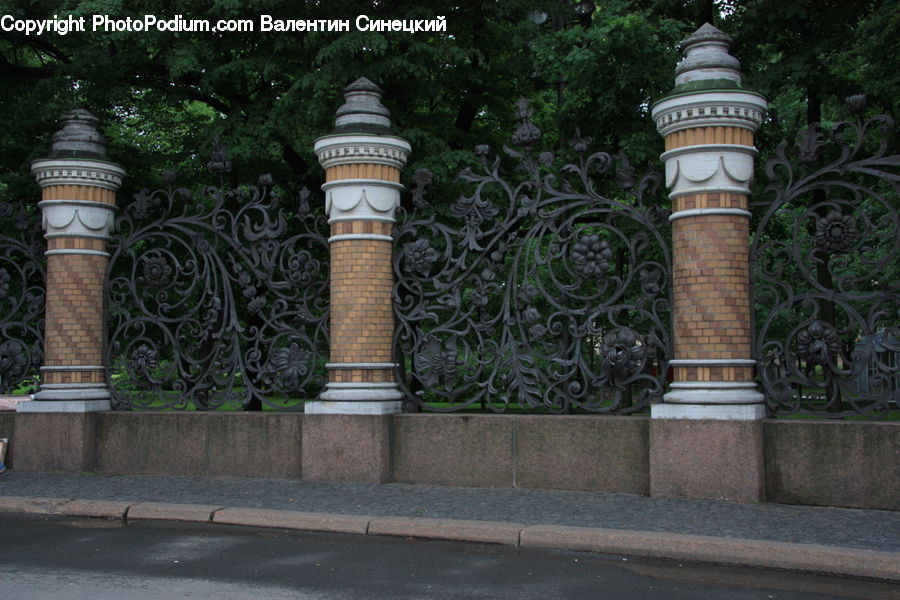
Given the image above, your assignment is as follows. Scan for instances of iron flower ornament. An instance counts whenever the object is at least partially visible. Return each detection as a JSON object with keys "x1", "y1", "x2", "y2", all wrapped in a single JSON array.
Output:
[
  {"x1": 140, "y1": 256, "x2": 173, "y2": 287},
  {"x1": 403, "y1": 239, "x2": 439, "y2": 277},
  {"x1": 795, "y1": 321, "x2": 840, "y2": 366},
  {"x1": 814, "y1": 210, "x2": 860, "y2": 253},
  {"x1": 130, "y1": 344, "x2": 159, "y2": 375},
  {"x1": 268, "y1": 343, "x2": 311, "y2": 392},
  {"x1": 571, "y1": 234, "x2": 613, "y2": 280},
  {"x1": 597, "y1": 328, "x2": 645, "y2": 385}
]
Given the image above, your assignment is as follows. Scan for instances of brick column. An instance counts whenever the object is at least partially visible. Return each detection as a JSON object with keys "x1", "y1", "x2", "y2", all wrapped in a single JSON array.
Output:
[
  {"x1": 308, "y1": 78, "x2": 410, "y2": 415},
  {"x1": 648, "y1": 25, "x2": 768, "y2": 501},
  {"x1": 19, "y1": 109, "x2": 124, "y2": 413}
]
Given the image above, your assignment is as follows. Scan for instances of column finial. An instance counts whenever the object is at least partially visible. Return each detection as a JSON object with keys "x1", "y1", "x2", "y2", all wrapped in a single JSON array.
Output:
[
  {"x1": 333, "y1": 77, "x2": 393, "y2": 134},
  {"x1": 673, "y1": 23, "x2": 742, "y2": 89},
  {"x1": 49, "y1": 109, "x2": 109, "y2": 159}
]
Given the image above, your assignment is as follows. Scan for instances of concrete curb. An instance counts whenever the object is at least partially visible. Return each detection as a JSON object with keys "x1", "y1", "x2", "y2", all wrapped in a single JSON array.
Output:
[
  {"x1": 213, "y1": 507, "x2": 370, "y2": 535},
  {"x1": 368, "y1": 516, "x2": 524, "y2": 546},
  {"x1": 58, "y1": 499, "x2": 134, "y2": 519},
  {"x1": 129, "y1": 502, "x2": 223, "y2": 523},
  {"x1": 519, "y1": 525, "x2": 900, "y2": 582},
  {"x1": 0, "y1": 496, "x2": 72, "y2": 515},
  {"x1": 1, "y1": 496, "x2": 897, "y2": 582},
  {"x1": 0, "y1": 496, "x2": 133, "y2": 519}
]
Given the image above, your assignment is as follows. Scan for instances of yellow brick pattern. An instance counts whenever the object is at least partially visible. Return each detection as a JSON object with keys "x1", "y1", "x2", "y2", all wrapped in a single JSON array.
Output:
[
  {"x1": 329, "y1": 232, "x2": 394, "y2": 364},
  {"x1": 326, "y1": 164, "x2": 400, "y2": 183},
  {"x1": 672, "y1": 214, "x2": 752, "y2": 362},
  {"x1": 47, "y1": 237, "x2": 107, "y2": 252},
  {"x1": 330, "y1": 369, "x2": 394, "y2": 383},
  {"x1": 674, "y1": 366, "x2": 754, "y2": 383},
  {"x1": 43, "y1": 252, "x2": 107, "y2": 366},
  {"x1": 39, "y1": 183, "x2": 112, "y2": 386},
  {"x1": 42, "y1": 369, "x2": 106, "y2": 385},
  {"x1": 331, "y1": 220, "x2": 394, "y2": 237},
  {"x1": 42, "y1": 185, "x2": 116, "y2": 205},
  {"x1": 673, "y1": 192, "x2": 748, "y2": 213},
  {"x1": 665, "y1": 123, "x2": 756, "y2": 381},
  {"x1": 665, "y1": 126, "x2": 754, "y2": 151}
]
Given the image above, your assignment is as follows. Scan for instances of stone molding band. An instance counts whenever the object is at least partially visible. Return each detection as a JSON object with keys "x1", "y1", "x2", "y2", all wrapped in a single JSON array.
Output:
[
  {"x1": 45, "y1": 249, "x2": 110, "y2": 257},
  {"x1": 662, "y1": 143, "x2": 757, "y2": 199},
  {"x1": 323, "y1": 178, "x2": 405, "y2": 188},
  {"x1": 40, "y1": 365, "x2": 106, "y2": 372},
  {"x1": 651, "y1": 91, "x2": 767, "y2": 137},
  {"x1": 314, "y1": 134, "x2": 411, "y2": 170},
  {"x1": 328, "y1": 233, "x2": 394, "y2": 243},
  {"x1": 319, "y1": 381, "x2": 403, "y2": 402},
  {"x1": 669, "y1": 207, "x2": 752, "y2": 221},
  {"x1": 326, "y1": 362, "x2": 398, "y2": 369},
  {"x1": 39, "y1": 200, "x2": 117, "y2": 240},
  {"x1": 32, "y1": 382, "x2": 111, "y2": 401},
  {"x1": 335, "y1": 112, "x2": 390, "y2": 130},
  {"x1": 328, "y1": 215, "x2": 396, "y2": 224},
  {"x1": 669, "y1": 381, "x2": 759, "y2": 390},
  {"x1": 664, "y1": 383, "x2": 765, "y2": 405},
  {"x1": 323, "y1": 179, "x2": 404, "y2": 223},
  {"x1": 31, "y1": 158, "x2": 125, "y2": 191},
  {"x1": 44, "y1": 232, "x2": 113, "y2": 240},
  {"x1": 38, "y1": 199, "x2": 119, "y2": 210}
]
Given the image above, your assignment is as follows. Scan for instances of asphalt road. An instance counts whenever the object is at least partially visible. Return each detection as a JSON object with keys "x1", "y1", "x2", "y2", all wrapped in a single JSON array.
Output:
[{"x1": 0, "y1": 515, "x2": 896, "y2": 600}]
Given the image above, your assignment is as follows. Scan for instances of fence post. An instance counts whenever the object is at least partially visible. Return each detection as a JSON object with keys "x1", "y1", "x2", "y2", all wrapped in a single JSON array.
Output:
[
  {"x1": 19, "y1": 109, "x2": 125, "y2": 413},
  {"x1": 648, "y1": 25, "x2": 768, "y2": 501},
  {"x1": 301, "y1": 78, "x2": 410, "y2": 482},
  {"x1": 309, "y1": 77, "x2": 410, "y2": 415}
]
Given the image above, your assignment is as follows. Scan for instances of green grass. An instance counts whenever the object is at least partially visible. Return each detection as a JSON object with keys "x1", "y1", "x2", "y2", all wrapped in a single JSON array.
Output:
[{"x1": 775, "y1": 410, "x2": 900, "y2": 421}]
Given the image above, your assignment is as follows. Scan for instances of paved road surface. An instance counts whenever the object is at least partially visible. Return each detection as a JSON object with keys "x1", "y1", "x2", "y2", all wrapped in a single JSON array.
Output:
[{"x1": 1, "y1": 515, "x2": 896, "y2": 600}]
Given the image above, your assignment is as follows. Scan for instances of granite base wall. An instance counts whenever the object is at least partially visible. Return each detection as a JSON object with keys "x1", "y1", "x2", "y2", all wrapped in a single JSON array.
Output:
[
  {"x1": 391, "y1": 414, "x2": 650, "y2": 493},
  {"x1": 650, "y1": 418, "x2": 765, "y2": 503},
  {"x1": 0, "y1": 411, "x2": 14, "y2": 468},
  {"x1": 764, "y1": 420, "x2": 899, "y2": 511},
  {"x1": 0, "y1": 411, "x2": 895, "y2": 510}
]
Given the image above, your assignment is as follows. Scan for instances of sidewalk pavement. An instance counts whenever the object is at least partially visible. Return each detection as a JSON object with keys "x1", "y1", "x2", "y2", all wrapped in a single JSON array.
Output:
[{"x1": 1, "y1": 471, "x2": 897, "y2": 581}]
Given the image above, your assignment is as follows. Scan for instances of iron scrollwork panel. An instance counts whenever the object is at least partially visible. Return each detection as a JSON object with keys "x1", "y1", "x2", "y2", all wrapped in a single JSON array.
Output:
[
  {"x1": 106, "y1": 144, "x2": 330, "y2": 410},
  {"x1": 0, "y1": 200, "x2": 45, "y2": 394},
  {"x1": 751, "y1": 98, "x2": 900, "y2": 416},
  {"x1": 394, "y1": 100, "x2": 672, "y2": 414}
]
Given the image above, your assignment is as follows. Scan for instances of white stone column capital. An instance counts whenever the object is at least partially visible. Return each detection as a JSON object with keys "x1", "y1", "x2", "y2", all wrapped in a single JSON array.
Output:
[
  {"x1": 651, "y1": 90, "x2": 767, "y2": 138},
  {"x1": 313, "y1": 134, "x2": 411, "y2": 171},
  {"x1": 31, "y1": 158, "x2": 125, "y2": 191}
]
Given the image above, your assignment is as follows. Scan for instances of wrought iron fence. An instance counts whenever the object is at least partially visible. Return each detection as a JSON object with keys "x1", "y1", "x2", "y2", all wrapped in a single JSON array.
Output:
[
  {"x1": 750, "y1": 97, "x2": 900, "y2": 417},
  {"x1": 0, "y1": 199, "x2": 44, "y2": 394},
  {"x1": 393, "y1": 100, "x2": 673, "y2": 413},
  {"x1": 105, "y1": 138, "x2": 330, "y2": 410}
]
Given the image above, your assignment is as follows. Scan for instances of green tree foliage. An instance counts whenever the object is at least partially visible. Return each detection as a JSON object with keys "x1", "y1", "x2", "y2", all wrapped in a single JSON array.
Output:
[{"x1": 2, "y1": 0, "x2": 896, "y2": 195}]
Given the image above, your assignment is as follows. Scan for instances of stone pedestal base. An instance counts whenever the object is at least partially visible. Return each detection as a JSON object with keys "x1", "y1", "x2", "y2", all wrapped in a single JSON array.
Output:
[
  {"x1": 12, "y1": 413, "x2": 97, "y2": 472},
  {"x1": 305, "y1": 400, "x2": 402, "y2": 415},
  {"x1": 650, "y1": 418, "x2": 764, "y2": 503},
  {"x1": 662, "y1": 381, "x2": 765, "y2": 407},
  {"x1": 31, "y1": 382, "x2": 111, "y2": 408},
  {"x1": 651, "y1": 403, "x2": 766, "y2": 420},
  {"x1": 301, "y1": 414, "x2": 392, "y2": 483},
  {"x1": 17, "y1": 399, "x2": 111, "y2": 413},
  {"x1": 318, "y1": 381, "x2": 403, "y2": 404}
]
